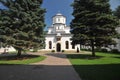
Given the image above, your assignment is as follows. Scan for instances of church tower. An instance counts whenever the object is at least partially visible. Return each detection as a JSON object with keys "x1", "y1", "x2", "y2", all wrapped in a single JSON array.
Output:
[
  {"x1": 45, "y1": 13, "x2": 80, "y2": 52},
  {"x1": 52, "y1": 13, "x2": 66, "y2": 33}
]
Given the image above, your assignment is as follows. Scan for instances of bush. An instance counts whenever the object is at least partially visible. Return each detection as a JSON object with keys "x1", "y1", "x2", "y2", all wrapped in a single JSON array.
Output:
[
  {"x1": 51, "y1": 50, "x2": 55, "y2": 52},
  {"x1": 101, "y1": 48, "x2": 108, "y2": 52},
  {"x1": 111, "y1": 49, "x2": 119, "y2": 53},
  {"x1": 62, "y1": 50, "x2": 65, "y2": 52},
  {"x1": 81, "y1": 49, "x2": 86, "y2": 51},
  {"x1": 33, "y1": 48, "x2": 38, "y2": 52},
  {"x1": 81, "y1": 48, "x2": 90, "y2": 51},
  {"x1": 87, "y1": 48, "x2": 91, "y2": 51},
  {"x1": 95, "y1": 48, "x2": 101, "y2": 52}
]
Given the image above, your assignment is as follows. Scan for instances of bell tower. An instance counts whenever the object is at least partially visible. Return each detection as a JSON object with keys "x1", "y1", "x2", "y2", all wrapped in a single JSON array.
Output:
[{"x1": 52, "y1": 13, "x2": 66, "y2": 31}]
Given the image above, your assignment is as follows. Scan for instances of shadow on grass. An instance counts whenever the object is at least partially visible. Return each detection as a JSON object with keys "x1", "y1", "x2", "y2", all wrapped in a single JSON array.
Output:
[
  {"x1": 67, "y1": 54, "x2": 103, "y2": 60},
  {"x1": 113, "y1": 57, "x2": 120, "y2": 59},
  {"x1": 73, "y1": 64, "x2": 120, "y2": 80},
  {"x1": 0, "y1": 54, "x2": 40, "y2": 61}
]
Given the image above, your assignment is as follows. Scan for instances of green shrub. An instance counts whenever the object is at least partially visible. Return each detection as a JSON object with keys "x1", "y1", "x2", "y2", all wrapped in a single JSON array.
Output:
[
  {"x1": 87, "y1": 48, "x2": 91, "y2": 51},
  {"x1": 81, "y1": 48, "x2": 89, "y2": 51},
  {"x1": 95, "y1": 48, "x2": 101, "y2": 52},
  {"x1": 51, "y1": 50, "x2": 55, "y2": 52},
  {"x1": 62, "y1": 50, "x2": 65, "y2": 52},
  {"x1": 81, "y1": 49, "x2": 86, "y2": 51},
  {"x1": 33, "y1": 48, "x2": 38, "y2": 52},
  {"x1": 111, "y1": 49, "x2": 119, "y2": 53},
  {"x1": 101, "y1": 48, "x2": 108, "y2": 52}
]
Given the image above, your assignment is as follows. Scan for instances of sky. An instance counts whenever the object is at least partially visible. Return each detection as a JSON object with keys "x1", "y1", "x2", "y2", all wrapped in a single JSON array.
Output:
[
  {"x1": 42, "y1": 0, "x2": 120, "y2": 30},
  {"x1": 0, "y1": 0, "x2": 120, "y2": 30}
]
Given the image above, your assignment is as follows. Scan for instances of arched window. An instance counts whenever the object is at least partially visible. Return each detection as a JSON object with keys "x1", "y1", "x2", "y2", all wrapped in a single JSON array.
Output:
[
  {"x1": 65, "y1": 41, "x2": 69, "y2": 49},
  {"x1": 49, "y1": 41, "x2": 52, "y2": 49}
]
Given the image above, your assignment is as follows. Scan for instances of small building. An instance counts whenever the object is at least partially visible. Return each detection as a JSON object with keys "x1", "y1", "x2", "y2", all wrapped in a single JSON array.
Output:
[{"x1": 45, "y1": 13, "x2": 80, "y2": 52}]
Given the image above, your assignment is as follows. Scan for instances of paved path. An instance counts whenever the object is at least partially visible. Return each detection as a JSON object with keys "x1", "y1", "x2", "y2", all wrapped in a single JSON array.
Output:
[
  {"x1": 0, "y1": 53, "x2": 81, "y2": 80},
  {"x1": 33, "y1": 53, "x2": 81, "y2": 80}
]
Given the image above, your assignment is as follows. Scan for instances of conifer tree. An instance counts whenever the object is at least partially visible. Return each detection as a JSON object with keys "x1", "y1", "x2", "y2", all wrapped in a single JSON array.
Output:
[
  {"x1": 71, "y1": 0, "x2": 119, "y2": 57},
  {"x1": 114, "y1": 6, "x2": 120, "y2": 19},
  {"x1": 114, "y1": 5, "x2": 120, "y2": 38},
  {"x1": 0, "y1": 0, "x2": 46, "y2": 56}
]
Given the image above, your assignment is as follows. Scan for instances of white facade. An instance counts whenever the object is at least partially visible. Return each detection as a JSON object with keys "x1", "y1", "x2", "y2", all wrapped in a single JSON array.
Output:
[{"x1": 45, "y1": 13, "x2": 80, "y2": 52}]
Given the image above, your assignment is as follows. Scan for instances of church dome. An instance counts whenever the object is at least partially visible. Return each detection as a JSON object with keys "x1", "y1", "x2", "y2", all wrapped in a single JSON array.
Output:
[
  {"x1": 52, "y1": 13, "x2": 66, "y2": 25},
  {"x1": 56, "y1": 13, "x2": 63, "y2": 16}
]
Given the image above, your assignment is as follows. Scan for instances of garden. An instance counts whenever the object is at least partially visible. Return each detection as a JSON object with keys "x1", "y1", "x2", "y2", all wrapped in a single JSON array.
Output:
[{"x1": 67, "y1": 51, "x2": 120, "y2": 80}]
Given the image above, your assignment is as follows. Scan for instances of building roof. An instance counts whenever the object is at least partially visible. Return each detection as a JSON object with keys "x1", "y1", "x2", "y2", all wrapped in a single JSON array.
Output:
[
  {"x1": 52, "y1": 13, "x2": 66, "y2": 18},
  {"x1": 46, "y1": 33, "x2": 72, "y2": 37},
  {"x1": 56, "y1": 13, "x2": 62, "y2": 16}
]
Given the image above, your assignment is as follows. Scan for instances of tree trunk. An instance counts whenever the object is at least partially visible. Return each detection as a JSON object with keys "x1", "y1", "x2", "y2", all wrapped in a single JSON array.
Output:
[
  {"x1": 91, "y1": 39, "x2": 95, "y2": 57},
  {"x1": 17, "y1": 49, "x2": 22, "y2": 57}
]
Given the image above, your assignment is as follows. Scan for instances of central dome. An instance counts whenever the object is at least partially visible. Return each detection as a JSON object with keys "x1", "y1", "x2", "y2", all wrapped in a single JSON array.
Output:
[
  {"x1": 52, "y1": 13, "x2": 66, "y2": 25},
  {"x1": 56, "y1": 13, "x2": 63, "y2": 16}
]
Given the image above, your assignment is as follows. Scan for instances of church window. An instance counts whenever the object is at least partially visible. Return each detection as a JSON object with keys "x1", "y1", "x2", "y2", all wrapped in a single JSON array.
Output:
[
  {"x1": 58, "y1": 18, "x2": 60, "y2": 21},
  {"x1": 65, "y1": 41, "x2": 69, "y2": 49},
  {"x1": 49, "y1": 41, "x2": 52, "y2": 49}
]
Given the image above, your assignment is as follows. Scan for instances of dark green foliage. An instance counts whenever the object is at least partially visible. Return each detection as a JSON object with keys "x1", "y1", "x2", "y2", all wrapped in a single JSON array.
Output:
[
  {"x1": 0, "y1": 0, "x2": 46, "y2": 56},
  {"x1": 74, "y1": 64, "x2": 120, "y2": 80},
  {"x1": 114, "y1": 6, "x2": 120, "y2": 19},
  {"x1": 114, "y1": 6, "x2": 120, "y2": 39},
  {"x1": 33, "y1": 48, "x2": 38, "y2": 52},
  {"x1": 71, "y1": 0, "x2": 119, "y2": 57},
  {"x1": 101, "y1": 48, "x2": 108, "y2": 52},
  {"x1": 111, "y1": 49, "x2": 119, "y2": 53},
  {"x1": 51, "y1": 50, "x2": 55, "y2": 52},
  {"x1": 62, "y1": 50, "x2": 65, "y2": 52}
]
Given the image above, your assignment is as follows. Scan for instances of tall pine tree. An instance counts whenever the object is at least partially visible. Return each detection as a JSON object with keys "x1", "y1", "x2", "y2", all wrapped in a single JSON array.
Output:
[
  {"x1": 114, "y1": 6, "x2": 120, "y2": 19},
  {"x1": 0, "y1": 0, "x2": 46, "y2": 56},
  {"x1": 114, "y1": 6, "x2": 120, "y2": 38},
  {"x1": 71, "y1": 0, "x2": 119, "y2": 57}
]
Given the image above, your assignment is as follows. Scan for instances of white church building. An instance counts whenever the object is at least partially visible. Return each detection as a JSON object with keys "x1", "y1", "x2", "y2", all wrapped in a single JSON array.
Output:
[{"x1": 44, "y1": 13, "x2": 80, "y2": 52}]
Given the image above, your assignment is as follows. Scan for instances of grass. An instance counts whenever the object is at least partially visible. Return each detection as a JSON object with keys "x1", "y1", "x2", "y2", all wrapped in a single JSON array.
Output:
[
  {"x1": 67, "y1": 52, "x2": 120, "y2": 80},
  {"x1": 0, "y1": 54, "x2": 46, "y2": 64}
]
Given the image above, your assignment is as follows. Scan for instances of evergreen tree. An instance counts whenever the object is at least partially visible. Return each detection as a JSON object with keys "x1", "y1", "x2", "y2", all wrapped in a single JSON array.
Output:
[
  {"x1": 114, "y1": 6, "x2": 120, "y2": 38},
  {"x1": 114, "y1": 6, "x2": 120, "y2": 19},
  {"x1": 71, "y1": 0, "x2": 119, "y2": 57},
  {"x1": 0, "y1": 0, "x2": 46, "y2": 56}
]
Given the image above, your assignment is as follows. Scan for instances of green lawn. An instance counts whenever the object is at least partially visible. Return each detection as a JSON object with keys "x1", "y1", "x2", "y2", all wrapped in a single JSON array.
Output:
[
  {"x1": 0, "y1": 54, "x2": 46, "y2": 64},
  {"x1": 67, "y1": 52, "x2": 120, "y2": 80}
]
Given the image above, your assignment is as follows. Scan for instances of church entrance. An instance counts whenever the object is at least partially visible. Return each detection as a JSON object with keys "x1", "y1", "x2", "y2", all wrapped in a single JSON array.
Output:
[{"x1": 56, "y1": 43, "x2": 61, "y2": 52}]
